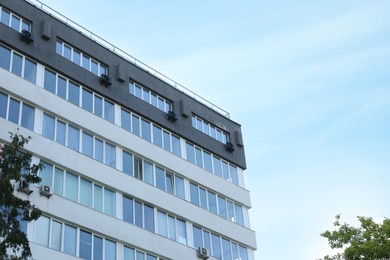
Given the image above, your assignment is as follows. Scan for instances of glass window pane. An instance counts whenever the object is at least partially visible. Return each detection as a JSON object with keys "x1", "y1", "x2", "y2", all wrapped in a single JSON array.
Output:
[
  {"x1": 56, "y1": 120, "x2": 66, "y2": 145},
  {"x1": 104, "y1": 100, "x2": 115, "y2": 123},
  {"x1": 190, "y1": 183, "x2": 199, "y2": 206},
  {"x1": 80, "y1": 178, "x2": 92, "y2": 207},
  {"x1": 8, "y1": 98, "x2": 20, "y2": 124},
  {"x1": 134, "y1": 201, "x2": 142, "y2": 228},
  {"x1": 151, "y1": 93, "x2": 157, "y2": 107},
  {"x1": 121, "y1": 109, "x2": 131, "y2": 131},
  {"x1": 104, "y1": 189, "x2": 116, "y2": 216},
  {"x1": 143, "y1": 161, "x2": 153, "y2": 185},
  {"x1": 73, "y1": 50, "x2": 81, "y2": 65},
  {"x1": 193, "y1": 226, "x2": 202, "y2": 249},
  {"x1": 210, "y1": 126, "x2": 216, "y2": 139},
  {"x1": 168, "y1": 216, "x2": 175, "y2": 240},
  {"x1": 123, "y1": 151, "x2": 133, "y2": 176},
  {"x1": 239, "y1": 245, "x2": 249, "y2": 260},
  {"x1": 144, "y1": 204, "x2": 154, "y2": 232},
  {"x1": 176, "y1": 219, "x2": 187, "y2": 245},
  {"x1": 164, "y1": 101, "x2": 171, "y2": 113},
  {"x1": 21, "y1": 103, "x2": 35, "y2": 131},
  {"x1": 82, "y1": 54, "x2": 90, "y2": 70},
  {"x1": 195, "y1": 148, "x2": 203, "y2": 168},
  {"x1": 10, "y1": 15, "x2": 20, "y2": 31},
  {"x1": 147, "y1": 255, "x2": 157, "y2": 260},
  {"x1": 65, "y1": 172, "x2": 78, "y2": 202},
  {"x1": 105, "y1": 143, "x2": 116, "y2": 168},
  {"x1": 22, "y1": 21, "x2": 30, "y2": 31},
  {"x1": 68, "y1": 81, "x2": 80, "y2": 106},
  {"x1": 95, "y1": 138, "x2": 103, "y2": 162},
  {"x1": 186, "y1": 143, "x2": 195, "y2": 164},
  {"x1": 218, "y1": 196, "x2": 227, "y2": 219},
  {"x1": 152, "y1": 125, "x2": 162, "y2": 148},
  {"x1": 235, "y1": 204, "x2": 244, "y2": 226},
  {"x1": 91, "y1": 60, "x2": 98, "y2": 75},
  {"x1": 124, "y1": 246, "x2": 135, "y2": 260},
  {"x1": 232, "y1": 242, "x2": 239, "y2": 260},
  {"x1": 175, "y1": 176, "x2": 185, "y2": 199},
  {"x1": 155, "y1": 167, "x2": 165, "y2": 191},
  {"x1": 211, "y1": 234, "x2": 221, "y2": 259},
  {"x1": 35, "y1": 216, "x2": 49, "y2": 246},
  {"x1": 82, "y1": 89, "x2": 93, "y2": 113},
  {"x1": 57, "y1": 76, "x2": 67, "y2": 99},
  {"x1": 64, "y1": 225, "x2": 77, "y2": 255},
  {"x1": 94, "y1": 185, "x2": 102, "y2": 211},
  {"x1": 157, "y1": 97, "x2": 164, "y2": 111},
  {"x1": 131, "y1": 115, "x2": 140, "y2": 136},
  {"x1": 123, "y1": 196, "x2": 134, "y2": 224},
  {"x1": 94, "y1": 236, "x2": 103, "y2": 260},
  {"x1": 163, "y1": 131, "x2": 170, "y2": 152},
  {"x1": 172, "y1": 135, "x2": 181, "y2": 157},
  {"x1": 129, "y1": 82, "x2": 135, "y2": 95},
  {"x1": 42, "y1": 113, "x2": 55, "y2": 140},
  {"x1": 199, "y1": 188, "x2": 207, "y2": 209},
  {"x1": 227, "y1": 201, "x2": 234, "y2": 222},
  {"x1": 230, "y1": 165, "x2": 239, "y2": 185},
  {"x1": 94, "y1": 95, "x2": 103, "y2": 117},
  {"x1": 63, "y1": 45, "x2": 71, "y2": 60},
  {"x1": 216, "y1": 129, "x2": 222, "y2": 142},
  {"x1": 208, "y1": 191, "x2": 217, "y2": 214},
  {"x1": 54, "y1": 167, "x2": 64, "y2": 195},
  {"x1": 99, "y1": 64, "x2": 106, "y2": 75},
  {"x1": 43, "y1": 69, "x2": 56, "y2": 94},
  {"x1": 79, "y1": 230, "x2": 92, "y2": 260},
  {"x1": 50, "y1": 220, "x2": 62, "y2": 250},
  {"x1": 24, "y1": 58, "x2": 37, "y2": 83},
  {"x1": 0, "y1": 45, "x2": 11, "y2": 70},
  {"x1": 203, "y1": 231, "x2": 211, "y2": 254},
  {"x1": 134, "y1": 157, "x2": 142, "y2": 180},
  {"x1": 142, "y1": 88, "x2": 149, "y2": 102},
  {"x1": 134, "y1": 85, "x2": 141, "y2": 98},
  {"x1": 136, "y1": 252, "x2": 144, "y2": 260},
  {"x1": 39, "y1": 162, "x2": 53, "y2": 187},
  {"x1": 0, "y1": 92, "x2": 7, "y2": 119},
  {"x1": 141, "y1": 119, "x2": 151, "y2": 142},
  {"x1": 203, "y1": 122, "x2": 210, "y2": 135},
  {"x1": 1, "y1": 10, "x2": 10, "y2": 26},
  {"x1": 67, "y1": 125, "x2": 80, "y2": 151},
  {"x1": 105, "y1": 240, "x2": 116, "y2": 260},
  {"x1": 222, "y1": 238, "x2": 232, "y2": 260},
  {"x1": 157, "y1": 211, "x2": 167, "y2": 237},
  {"x1": 203, "y1": 152, "x2": 212, "y2": 172},
  {"x1": 55, "y1": 40, "x2": 62, "y2": 55},
  {"x1": 222, "y1": 161, "x2": 229, "y2": 180},
  {"x1": 166, "y1": 172, "x2": 173, "y2": 194},
  {"x1": 196, "y1": 118, "x2": 202, "y2": 131},
  {"x1": 213, "y1": 157, "x2": 222, "y2": 178},
  {"x1": 82, "y1": 132, "x2": 93, "y2": 157}
]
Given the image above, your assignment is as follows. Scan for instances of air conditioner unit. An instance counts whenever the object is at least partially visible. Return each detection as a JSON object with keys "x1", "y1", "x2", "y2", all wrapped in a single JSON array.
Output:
[
  {"x1": 17, "y1": 179, "x2": 33, "y2": 195},
  {"x1": 225, "y1": 141, "x2": 235, "y2": 153},
  {"x1": 40, "y1": 185, "x2": 52, "y2": 198},
  {"x1": 166, "y1": 110, "x2": 177, "y2": 123},
  {"x1": 197, "y1": 247, "x2": 209, "y2": 260},
  {"x1": 100, "y1": 74, "x2": 112, "y2": 87},
  {"x1": 20, "y1": 29, "x2": 34, "y2": 44}
]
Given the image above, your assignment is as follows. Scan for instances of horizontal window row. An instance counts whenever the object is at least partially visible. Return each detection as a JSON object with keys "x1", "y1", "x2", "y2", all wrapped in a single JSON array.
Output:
[
  {"x1": 44, "y1": 68, "x2": 115, "y2": 123},
  {"x1": 0, "y1": 91, "x2": 35, "y2": 131},
  {"x1": 192, "y1": 115, "x2": 229, "y2": 144},
  {"x1": 56, "y1": 39, "x2": 107, "y2": 76},
  {"x1": 129, "y1": 81, "x2": 172, "y2": 113},
  {"x1": 0, "y1": 6, "x2": 30, "y2": 32},
  {"x1": 193, "y1": 226, "x2": 248, "y2": 260},
  {"x1": 39, "y1": 161, "x2": 116, "y2": 216},
  {"x1": 34, "y1": 216, "x2": 164, "y2": 260},
  {"x1": 186, "y1": 142, "x2": 239, "y2": 185},
  {"x1": 190, "y1": 183, "x2": 244, "y2": 226},
  {"x1": 122, "y1": 196, "x2": 187, "y2": 245},
  {"x1": 42, "y1": 112, "x2": 116, "y2": 168},
  {"x1": 0, "y1": 45, "x2": 37, "y2": 84},
  {"x1": 122, "y1": 151, "x2": 185, "y2": 199},
  {"x1": 0, "y1": 43, "x2": 243, "y2": 188},
  {"x1": 121, "y1": 108, "x2": 181, "y2": 156}
]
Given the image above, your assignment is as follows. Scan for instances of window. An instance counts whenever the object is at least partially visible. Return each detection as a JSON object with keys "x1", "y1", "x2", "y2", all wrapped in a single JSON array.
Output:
[
  {"x1": 144, "y1": 205, "x2": 154, "y2": 232},
  {"x1": 21, "y1": 103, "x2": 34, "y2": 130},
  {"x1": 65, "y1": 172, "x2": 78, "y2": 202},
  {"x1": 192, "y1": 115, "x2": 230, "y2": 144},
  {"x1": 105, "y1": 240, "x2": 116, "y2": 260},
  {"x1": 152, "y1": 125, "x2": 162, "y2": 148},
  {"x1": 82, "y1": 89, "x2": 93, "y2": 113},
  {"x1": 190, "y1": 183, "x2": 199, "y2": 206},
  {"x1": 121, "y1": 109, "x2": 131, "y2": 131},
  {"x1": 104, "y1": 188, "x2": 116, "y2": 216},
  {"x1": 64, "y1": 224, "x2": 77, "y2": 255},
  {"x1": 105, "y1": 142, "x2": 116, "y2": 168},
  {"x1": 175, "y1": 176, "x2": 185, "y2": 199},
  {"x1": 0, "y1": 92, "x2": 35, "y2": 132},
  {"x1": 143, "y1": 161, "x2": 154, "y2": 185},
  {"x1": 123, "y1": 196, "x2": 134, "y2": 224},
  {"x1": 141, "y1": 119, "x2": 151, "y2": 142},
  {"x1": 104, "y1": 100, "x2": 115, "y2": 123},
  {"x1": 94, "y1": 236, "x2": 103, "y2": 260},
  {"x1": 211, "y1": 233, "x2": 222, "y2": 259},
  {"x1": 51, "y1": 221, "x2": 62, "y2": 251},
  {"x1": 68, "y1": 81, "x2": 80, "y2": 106},
  {"x1": 0, "y1": 45, "x2": 11, "y2": 70},
  {"x1": 123, "y1": 151, "x2": 133, "y2": 176},
  {"x1": 35, "y1": 216, "x2": 50, "y2": 246},
  {"x1": 80, "y1": 179, "x2": 93, "y2": 207},
  {"x1": 218, "y1": 196, "x2": 227, "y2": 219},
  {"x1": 67, "y1": 125, "x2": 80, "y2": 151},
  {"x1": 129, "y1": 81, "x2": 172, "y2": 113},
  {"x1": 79, "y1": 230, "x2": 92, "y2": 260},
  {"x1": 0, "y1": 92, "x2": 7, "y2": 119},
  {"x1": 0, "y1": 8, "x2": 31, "y2": 32},
  {"x1": 82, "y1": 132, "x2": 93, "y2": 157}
]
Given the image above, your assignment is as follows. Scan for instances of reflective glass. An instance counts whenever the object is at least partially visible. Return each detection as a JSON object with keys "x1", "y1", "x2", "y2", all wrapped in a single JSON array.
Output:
[
  {"x1": 105, "y1": 143, "x2": 116, "y2": 168},
  {"x1": 80, "y1": 178, "x2": 92, "y2": 207},
  {"x1": 94, "y1": 138, "x2": 103, "y2": 162},
  {"x1": 141, "y1": 119, "x2": 151, "y2": 142},
  {"x1": 121, "y1": 109, "x2": 131, "y2": 131},
  {"x1": 63, "y1": 45, "x2": 71, "y2": 60},
  {"x1": 22, "y1": 21, "x2": 30, "y2": 31},
  {"x1": 190, "y1": 183, "x2": 199, "y2": 206},
  {"x1": 94, "y1": 185, "x2": 102, "y2": 211},
  {"x1": 227, "y1": 201, "x2": 234, "y2": 222},
  {"x1": 172, "y1": 135, "x2": 181, "y2": 156},
  {"x1": 135, "y1": 85, "x2": 142, "y2": 98},
  {"x1": 193, "y1": 226, "x2": 202, "y2": 249},
  {"x1": 54, "y1": 167, "x2": 64, "y2": 195},
  {"x1": 39, "y1": 162, "x2": 53, "y2": 187},
  {"x1": 123, "y1": 151, "x2": 133, "y2": 176},
  {"x1": 1, "y1": 10, "x2": 10, "y2": 26},
  {"x1": 142, "y1": 88, "x2": 149, "y2": 102},
  {"x1": 57, "y1": 76, "x2": 67, "y2": 99},
  {"x1": 134, "y1": 201, "x2": 142, "y2": 228},
  {"x1": 132, "y1": 114, "x2": 140, "y2": 136},
  {"x1": 82, "y1": 132, "x2": 93, "y2": 157},
  {"x1": 147, "y1": 255, "x2": 157, "y2": 260},
  {"x1": 144, "y1": 204, "x2": 154, "y2": 232},
  {"x1": 8, "y1": 98, "x2": 20, "y2": 124},
  {"x1": 157, "y1": 97, "x2": 164, "y2": 110},
  {"x1": 79, "y1": 230, "x2": 92, "y2": 260},
  {"x1": 208, "y1": 191, "x2": 217, "y2": 214},
  {"x1": 99, "y1": 64, "x2": 106, "y2": 75},
  {"x1": 203, "y1": 231, "x2": 211, "y2": 255},
  {"x1": 10, "y1": 15, "x2": 20, "y2": 31},
  {"x1": 51, "y1": 220, "x2": 62, "y2": 250},
  {"x1": 55, "y1": 41, "x2": 62, "y2": 55},
  {"x1": 124, "y1": 246, "x2": 135, "y2": 260},
  {"x1": 105, "y1": 240, "x2": 117, "y2": 260},
  {"x1": 24, "y1": 58, "x2": 37, "y2": 83},
  {"x1": 239, "y1": 245, "x2": 249, "y2": 260},
  {"x1": 218, "y1": 196, "x2": 227, "y2": 219},
  {"x1": 134, "y1": 157, "x2": 142, "y2": 180},
  {"x1": 65, "y1": 172, "x2": 78, "y2": 202},
  {"x1": 232, "y1": 242, "x2": 239, "y2": 260},
  {"x1": 64, "y1": 225, "x2": 77, "y2": 255},
  {"x1": 82, "y1": 54, "x2": 90, "y2": 70},
  {"x1": 199, "y1": 188, "x2": 207, "y2": 209},
  {"x1": 176, "y1": 219, "x2": 187, "y2": 244},
  {"x1": 235, "y1": 204, "x2": 244, "y2": 226},
  {"x1": 67, "y1": 125, "x2": 79, "y2": 151},
  {"x1": 152, "y1": 125, "x2": 162, "y2": 147},
  {"x1": 0, "y1": 92, "x2": 7, "y2": 119},
  {"x1": 195, "y1": 148, "x2": 203, "y2": 168},
  {"x1": 163, "y1": 131, "x2": 170, "y2": 152},
  {"x1": 157, "y1": 211, "x2": 167, "y2": 236},
  {"x1": 230, "y1": 165, "x2": 239, "y2": 185},
  {"x1": 56, "y1": 120, "x2": 66, "y2": 145},
  {"x1": 94, "y1": 236, "x2": 103, "y2": 260},
  {"x1": 43, "y1": 69, "x2": 56, "y2": 94},
  {"x1": 168, "y1": 216, "x2": 175, "y2": 240},
  {"x1": 104, "y1": 189, "x2": 115, "y2": 216},
  {"x1": 68, "y1": 81, "x2": 80, "y2": 106},
  {"x1": 42, "y1": 113, "x2": 55, "y2": 140},
  {"x1": 11, "y1": 53, "x2": 22, "y2": 76},
  {"x1": 156, "y1": 166, "x2": 165, "y2": 191},
  {"x1": 175, "y1": 176, "x2": 185, "y2": 199},
  {"x1": 91, "y1": 60, "x2": 98, "y2": 75},
  {"x1": 166, "y1": 172, "x2": 173, "y2": 194},
  {"x1": 35, "y1": 216, "x2": 49, "y2": 246},
  {"x1": 213, "y1": 157, "x2": 222, "y2": 178},
  {"x1": 186, "y1": 143, "x2": 195, "y2": 164},
  {"x1": 82, "y1": 89, "x2": 93, "y2": 113},
  {"x1": 151, "y1": 93, "x2": 157, "y2": 107},
  {"x1": 129, "y1": 82, "x2": 134, "y2": 95},
  {"x1": 136, "y1": 252, "x2": 144, "y2": 260},
  {"x1": 94, "y1": 96, "x2": 103, "y2": 117},
  {"x1": 222, "y1": 161, "x2": 229, "y2": 180},
  {"x1": 73, "y1": 50, "x2": 81, "y2": 65},
  {"x1": 143, "y1": 161, "x2": 153, "y2": 185},
  {"x1": 222, "y1": 238, "x2": 232, "y2": 260},
  {"x1": 123, "y1": 196, "x2": 134, "y2": 224},
  {"x1": 211, "y1": 234, "x2": 221, "y2": 259},
  {"x1": 203, "y1": 152, "x2": 212, "y2": 172},
  {"x1": 21, "y1": 103, "x2": 34, "y2": 130},
  {"x1": 0, "y1": 45, "x2": 11, "y2": 70}
]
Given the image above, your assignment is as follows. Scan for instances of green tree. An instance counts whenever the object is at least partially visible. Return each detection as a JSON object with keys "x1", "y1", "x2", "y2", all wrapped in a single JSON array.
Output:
[
  {"x1": 0, "y1": 133, "x2": 42, "y2": 260},
  {"x1": 320, "y1": 214, "x2": 390, "y2": 260}
]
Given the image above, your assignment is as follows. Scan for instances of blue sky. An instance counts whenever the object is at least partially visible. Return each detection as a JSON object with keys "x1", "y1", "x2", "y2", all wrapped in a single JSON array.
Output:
[{"x1": 39, "y1": 0, "x2": 390, "y2": 259}]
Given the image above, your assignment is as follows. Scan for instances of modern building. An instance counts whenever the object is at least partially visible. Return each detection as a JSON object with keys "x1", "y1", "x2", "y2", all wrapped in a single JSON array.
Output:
[{"x1": 0, "y1": 0, "x2": 256, "y2": 259}]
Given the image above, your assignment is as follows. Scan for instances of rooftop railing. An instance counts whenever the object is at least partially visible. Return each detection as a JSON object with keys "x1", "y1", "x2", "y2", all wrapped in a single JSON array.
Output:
[{"x1": 25, "y1": 0, "x2": 230, "y2": 118}]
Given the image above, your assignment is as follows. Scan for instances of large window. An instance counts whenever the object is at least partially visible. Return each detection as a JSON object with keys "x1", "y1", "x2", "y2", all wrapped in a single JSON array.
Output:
[
  {"x1": 56, "y1": 39, "x2": 107, "y2": 76},
  {"x1": 0, "y1": 91, "x2": 35, "y2": 131},
  {"x1": 0, "y1": 6, "x2": 31, "y2": 32},
  {"x1": 129, "y1": 81, "x2": 172, "y2": 113},
  {"x1": 192, "y1": 115, "x2": 229, "y2": 144}
]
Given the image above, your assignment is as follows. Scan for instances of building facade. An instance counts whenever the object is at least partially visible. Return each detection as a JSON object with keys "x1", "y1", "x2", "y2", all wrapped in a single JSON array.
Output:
[{"x1": 0, "y1": 0, "x2": 257, "y2": 259}]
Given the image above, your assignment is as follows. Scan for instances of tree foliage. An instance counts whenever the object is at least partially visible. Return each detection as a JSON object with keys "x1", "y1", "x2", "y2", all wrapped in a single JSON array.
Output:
[
  {"x1": 0, "y1": 133, "x2": 42, "y2": 259},
  {"x1": 320, "y1": 214, "x2": 390, "y2": 260}
]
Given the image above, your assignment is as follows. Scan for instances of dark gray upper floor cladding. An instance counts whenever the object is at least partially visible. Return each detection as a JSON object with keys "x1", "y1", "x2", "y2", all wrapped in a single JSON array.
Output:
[{"x1": 1, "y1": 0, "x2": 247, "y2": 169}]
